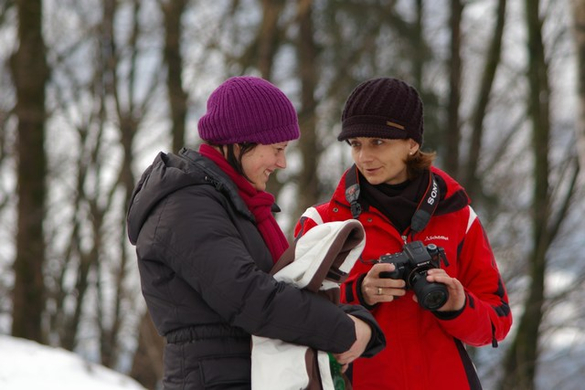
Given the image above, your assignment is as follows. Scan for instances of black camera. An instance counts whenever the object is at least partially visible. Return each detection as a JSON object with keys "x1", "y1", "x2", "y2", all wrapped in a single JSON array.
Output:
[{"x1": 379, "y1": 241, "x2": 449, "y2": 311}]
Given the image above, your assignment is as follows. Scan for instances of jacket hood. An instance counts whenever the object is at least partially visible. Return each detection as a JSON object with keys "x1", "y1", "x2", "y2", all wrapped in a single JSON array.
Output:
[{"x1": 126, "y1": 147, "x2": 252, "y2": 245}]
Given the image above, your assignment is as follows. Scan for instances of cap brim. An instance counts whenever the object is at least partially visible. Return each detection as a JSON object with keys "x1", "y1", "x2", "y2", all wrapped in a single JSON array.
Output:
[{"x1": 337, "y1": 123, "x2": 408, "y2": 141}]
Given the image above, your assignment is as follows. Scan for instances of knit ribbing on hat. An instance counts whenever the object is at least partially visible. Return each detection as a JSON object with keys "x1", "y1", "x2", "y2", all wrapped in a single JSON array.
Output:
[
  {"x1": 338, "y1": 78, "x2": 424, "y2": 145},
  {"x1": 198, "y1": 76, "x2": 300, "y2": 145}
]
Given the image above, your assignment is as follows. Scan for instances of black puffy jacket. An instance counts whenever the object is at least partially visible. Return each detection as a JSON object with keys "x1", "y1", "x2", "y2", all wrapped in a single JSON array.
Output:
[{"x1": 127, "y1": 147, "x2": 384, "y2": 389}]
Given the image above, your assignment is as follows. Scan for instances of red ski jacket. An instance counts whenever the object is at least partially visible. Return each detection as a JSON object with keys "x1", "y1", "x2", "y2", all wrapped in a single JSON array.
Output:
[{"x1": 294, "y1": 166, "x2": 512, "y2": 390}]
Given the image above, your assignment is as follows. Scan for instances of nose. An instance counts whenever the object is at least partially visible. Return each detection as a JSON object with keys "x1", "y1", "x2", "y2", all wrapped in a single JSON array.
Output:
[
  {"x1": 276, "y1": 153, "x2": 287, "y2": 169},
  {"x1": 357, "y1": 148, "x2": 373, "y2": 163}
]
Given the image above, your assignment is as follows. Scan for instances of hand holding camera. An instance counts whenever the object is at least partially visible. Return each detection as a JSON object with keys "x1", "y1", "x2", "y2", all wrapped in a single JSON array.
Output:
[
  {"x1": 378, "y1": 241, "x2": 450, "y2": 311},
  {"x1": 362, "y1": 241, "x2": 466, "y2": 312},
  {"x1": 360, "y1": 263, "x2": 407, "y2": 306},
  {"x1": 417, "y1": 267, "x2": 466, "y2": 312}
]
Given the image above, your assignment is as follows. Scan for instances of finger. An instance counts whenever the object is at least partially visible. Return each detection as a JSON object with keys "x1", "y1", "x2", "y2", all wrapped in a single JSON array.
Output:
[
  {"x1": 425, "y1": 270, "x2": 450, "y2": 283},
  {"x1": 333, "y1": 353, "x2": 346, "y2": 364},
  {"x1": 387, "y1": 287, "x2": 407, "y2": 297},
  {"x1": 379, "y1": 278, "x2": 406, "y2": 289},
  {"x1": 375, "y1": 288, "x2": 406, "y2": 302},
  {"x1": 372, "y1": 262, "x2": 396, "y2": 278},
  {"x1": 335, "y1": 352, "x2": 356, "y2": 365},
  {"x1": 427, "y1": 273, "x2": 456, "y2": 289},
  {"x1": 426, "y1": 268, "x2": 447, "y2": 278}
]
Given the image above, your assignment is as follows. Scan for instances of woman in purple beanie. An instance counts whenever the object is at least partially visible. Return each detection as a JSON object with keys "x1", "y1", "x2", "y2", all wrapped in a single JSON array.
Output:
[{"x1": 126, "y1": 76, "x2": 385, "y2": 389}]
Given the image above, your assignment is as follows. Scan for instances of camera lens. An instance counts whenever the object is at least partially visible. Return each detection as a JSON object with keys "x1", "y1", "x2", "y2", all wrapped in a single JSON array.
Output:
[
  {"x1": 411, "y1": 274, "x2": 449, "y2": 311},
  {"x1": 421, "y1": 287, "x2": 448, "y2": 311}
]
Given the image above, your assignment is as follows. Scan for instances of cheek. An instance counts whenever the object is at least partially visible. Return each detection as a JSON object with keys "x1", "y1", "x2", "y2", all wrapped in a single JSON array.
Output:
[
  {"x1": 240, "y1": 158, "x2": 254, "y2": 178},
  {"x1": 244, "y1": 160, "x2": 265, "y2": 179}
]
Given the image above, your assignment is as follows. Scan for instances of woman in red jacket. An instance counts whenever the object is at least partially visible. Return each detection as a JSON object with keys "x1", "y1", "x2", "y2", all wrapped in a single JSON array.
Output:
[{"x1": 295, "y1": 77, "x2": 512, "y2": 390}]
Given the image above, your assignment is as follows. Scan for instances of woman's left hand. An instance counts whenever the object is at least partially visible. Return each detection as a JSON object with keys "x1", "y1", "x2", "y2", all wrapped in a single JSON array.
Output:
[{"x1": 418, "y1": 268, "x2": 466, "y2": 312}]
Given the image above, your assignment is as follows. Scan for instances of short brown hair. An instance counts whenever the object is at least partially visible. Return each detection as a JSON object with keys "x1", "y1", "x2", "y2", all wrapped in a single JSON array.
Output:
[{"x1": 406, "y1": 149, "x2": 436, "y2": 180}]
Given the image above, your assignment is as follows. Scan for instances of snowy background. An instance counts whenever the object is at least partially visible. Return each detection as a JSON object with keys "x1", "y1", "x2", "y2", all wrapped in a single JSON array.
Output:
[{"x1": 0, "y1": 335, "x2": 146, "y2": 390}]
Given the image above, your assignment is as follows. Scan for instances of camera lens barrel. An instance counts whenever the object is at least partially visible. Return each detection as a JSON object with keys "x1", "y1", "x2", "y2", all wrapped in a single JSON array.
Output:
[{"x1": 411, "y1": 274, "x2": 449, "y2": 311}]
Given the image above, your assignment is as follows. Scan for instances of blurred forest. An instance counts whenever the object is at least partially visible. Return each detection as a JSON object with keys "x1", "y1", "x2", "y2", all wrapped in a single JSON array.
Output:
[{"x1": 1, "y1": 0, "x2": 585, "y2": 389}]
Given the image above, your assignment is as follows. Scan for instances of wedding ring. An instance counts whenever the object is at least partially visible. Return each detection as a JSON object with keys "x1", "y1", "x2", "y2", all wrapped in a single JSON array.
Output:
[{"x1": 377, "y1": 287, "x2": 383, "y2": 295}]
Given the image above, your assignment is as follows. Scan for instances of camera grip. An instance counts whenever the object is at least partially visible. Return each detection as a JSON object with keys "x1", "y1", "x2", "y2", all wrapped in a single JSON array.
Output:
[{"x1": 379, "y1": 270, "x2": 400, "y2": 279}]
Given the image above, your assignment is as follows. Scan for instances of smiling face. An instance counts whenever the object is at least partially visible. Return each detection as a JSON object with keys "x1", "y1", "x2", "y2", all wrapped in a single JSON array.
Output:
[
  {"x1": 348, "y1": 137, "x2": 419, "y2": 185},
  {"x1": 239, "y1": 142, "x2": 289, "y2": 191}
]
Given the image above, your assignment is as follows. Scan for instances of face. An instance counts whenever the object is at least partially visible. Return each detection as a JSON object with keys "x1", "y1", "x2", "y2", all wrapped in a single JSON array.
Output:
[
  {"x1": 239, "y1": 142, "x2": 289, "y2": 191},
  {"x1": 348, "y1": 137, "x2": 419, "y2": 185}
]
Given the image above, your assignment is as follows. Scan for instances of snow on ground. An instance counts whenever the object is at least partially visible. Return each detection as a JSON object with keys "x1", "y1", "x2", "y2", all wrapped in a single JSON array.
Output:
[{"x1": 0, "y1": 335, "x2": 146, "y2": 390}]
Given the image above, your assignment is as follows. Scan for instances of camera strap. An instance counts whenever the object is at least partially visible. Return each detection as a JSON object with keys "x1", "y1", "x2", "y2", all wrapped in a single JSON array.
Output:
[
  {"x1": 410, "y1": 172, "x2": 440, "y2": 235},
  {"x1": 344, "y1": 165, "x2": 362, "y2": 219},
  {"x1": 345, "y1": 165, "x2": 440, "y2": 231}
]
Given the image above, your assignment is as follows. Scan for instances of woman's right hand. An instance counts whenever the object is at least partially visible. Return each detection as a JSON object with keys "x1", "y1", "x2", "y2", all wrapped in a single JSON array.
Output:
[
  {"x1": 361, "y1": 262, "x2": 406, "y2": 306},
  {"x1": 333, "y1": 315, "x2": 372, "y2": 369}
]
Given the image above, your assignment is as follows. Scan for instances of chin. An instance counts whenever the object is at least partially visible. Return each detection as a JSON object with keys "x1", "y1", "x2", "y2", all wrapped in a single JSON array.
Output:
[{"x1": 363, "y1": 176, "x2": 384, "y2": 185}]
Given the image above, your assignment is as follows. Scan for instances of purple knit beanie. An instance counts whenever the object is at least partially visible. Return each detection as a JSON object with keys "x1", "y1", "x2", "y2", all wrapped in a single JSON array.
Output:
[
  {"x1": 338, "y1": 77, "x2": 424, "y2": 145},
  {"x1": 198, "y1": 76, "x2": 300, "y2": 145}
]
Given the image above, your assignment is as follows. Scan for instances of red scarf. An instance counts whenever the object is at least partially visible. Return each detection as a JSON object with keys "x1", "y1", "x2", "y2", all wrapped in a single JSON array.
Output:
[{"x1": 199, "y1": 144, "x2": 289, "y2": 262}]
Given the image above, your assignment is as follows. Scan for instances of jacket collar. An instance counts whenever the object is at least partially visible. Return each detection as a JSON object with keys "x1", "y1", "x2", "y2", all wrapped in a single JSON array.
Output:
[
  {"x1": 178, "y1": 147, "x2": 255, "y2": 219},
  {"x1": 330, "y1": 165, "x2": 470, "y2": 220}
]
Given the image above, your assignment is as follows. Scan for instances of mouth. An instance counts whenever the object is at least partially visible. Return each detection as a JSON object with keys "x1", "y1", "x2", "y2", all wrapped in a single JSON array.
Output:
[{"x1": 364, "y1": 167, "x2": 380, "y2": 174}]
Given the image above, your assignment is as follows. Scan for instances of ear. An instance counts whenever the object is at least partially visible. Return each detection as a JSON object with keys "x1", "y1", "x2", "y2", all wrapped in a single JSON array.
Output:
[
  {"x1": 222, "y1": 143, "x2": 240, "y2": 158},
  {"x1": 408, "y1": 139, "x2": 420, "y2": 155}
]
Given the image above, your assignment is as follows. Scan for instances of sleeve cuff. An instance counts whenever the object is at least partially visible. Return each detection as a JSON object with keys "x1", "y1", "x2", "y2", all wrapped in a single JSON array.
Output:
[{"x1": 432, "y1": 294, "x2": 467, "y2": 320}]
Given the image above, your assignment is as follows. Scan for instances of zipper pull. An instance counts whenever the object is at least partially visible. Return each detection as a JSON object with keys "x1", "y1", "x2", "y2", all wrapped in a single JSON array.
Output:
[{"x1": 401, "y1": 235, "x2": 408, "y2": 245}]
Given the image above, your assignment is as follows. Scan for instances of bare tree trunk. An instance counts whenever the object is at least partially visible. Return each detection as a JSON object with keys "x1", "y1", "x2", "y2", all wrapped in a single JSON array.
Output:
[
  {"x1": 573, "y1": 0, "x2": 585, "y2": 173},
  {"x1": 444, "y1": 0, "x2": 463, "y2": 175},
  {"x1": 255, "y1": 0, "x2": 286, "y2": 199},
  {"x1": 104, "y1": 0, "x2": 162, "y2": 369},
  {"x1": 126, "y1": 0, "x2": 189, "y2": 384},
  {"x1": 236, "y1": 0, "x2": 285, "y2": 80},
  {"x1": 463, "y1": 0, "x2": 507, "y2": 201},
  {"x1": 412, "y1": 0, "x2": 424, "y2": 90},
  {"x1": 10, "y1": 0, "x2": 49, "y2": 344},
  {"x1": 98, "y1": 0, "x2": 142, "y2": 369},
  {"x1": 501, "y1": 0, "x2": 550, "y2": 388},
  {"x1": 162, "y1": 0, "x2": 189, "y2": 153},
  {"x1": 96, "y1": 0, "x2": 119, "y2": 368},
  {"x1": 257, "y1": 0, "x2": 285, "y2": 78},
  {"x1": 294, "y1": 0, "x2": 320, "y2": 218},
  {"x1": 130, "y1": 312, "x2": 165, "y2": 390}
]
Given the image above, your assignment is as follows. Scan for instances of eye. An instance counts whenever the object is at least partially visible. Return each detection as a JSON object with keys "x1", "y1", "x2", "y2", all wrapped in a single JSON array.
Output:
[
  {"x1": 273, "y1": 144, "x2": 287, "y2": 154},
  {"x1": 372, "y1": 139, "x2": 384, "y2": 146},
  {"x1": 348, "y1": 140, "x2": 361, "y2": 148}
]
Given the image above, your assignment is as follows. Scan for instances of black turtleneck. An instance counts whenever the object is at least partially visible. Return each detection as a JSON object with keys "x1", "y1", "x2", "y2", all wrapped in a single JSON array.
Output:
[{"x1": 359, "y1": 170, "x2": 444, "y2": 234}]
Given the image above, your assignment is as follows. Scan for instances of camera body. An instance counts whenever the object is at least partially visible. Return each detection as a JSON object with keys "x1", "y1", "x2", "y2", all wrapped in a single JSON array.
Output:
[{"x1": 379, "y1": 241, "x2": 449, "y2": 311}]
